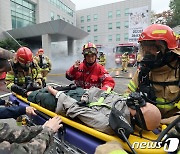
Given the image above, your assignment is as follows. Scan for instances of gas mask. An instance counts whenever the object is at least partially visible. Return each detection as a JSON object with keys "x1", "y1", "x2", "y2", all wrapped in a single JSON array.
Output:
[
  {"x1": 19, "y1": 62, "x2": 32, "y2": 71},
  {"x1": 139, "y1": 40, "x2": 173, "y2": 70},
  {"x1": 140, "y1": 51, "x2": 163, "y2": 69}
]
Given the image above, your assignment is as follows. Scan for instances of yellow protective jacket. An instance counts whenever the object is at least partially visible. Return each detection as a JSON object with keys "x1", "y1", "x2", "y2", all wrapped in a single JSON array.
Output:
[
  {"x1": 121, "y1": 54, "x2": 129, "y2": 62},
  {"x1": 5, "y1": 59, "x2": 43, "y2": 89},
  {"x1": 33, "y1": 55, "x2": 52, "y2": 71},
  {"x1": 137, "y1": 53, "x2": 143, "y2": 62},
  {"x1": 125, "y1": 60, "x2": 179, "y2": 118},
  {"x1": 98, "y1": 55, "x2": 106, "y2": 66}
]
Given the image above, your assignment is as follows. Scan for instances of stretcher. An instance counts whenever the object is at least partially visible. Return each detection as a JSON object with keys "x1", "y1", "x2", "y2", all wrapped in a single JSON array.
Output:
[{"x1": 9, "y1": 93, "x2": 173, "y2": 154}]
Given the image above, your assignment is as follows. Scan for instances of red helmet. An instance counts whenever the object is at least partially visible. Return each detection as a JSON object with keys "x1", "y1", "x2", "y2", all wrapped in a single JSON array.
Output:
[
  {"x1": 82, "y1": 42, "x2": 98, "y2": 55},
  {"x1": 138, "y1": 24, "x2": 178, "y2": 49},
  {"x1": 16, "y1": 47, "x2": 33, "y2": 64},
  {"x1": 38, "y1": 48, "x2": 44, "y2": 54}
]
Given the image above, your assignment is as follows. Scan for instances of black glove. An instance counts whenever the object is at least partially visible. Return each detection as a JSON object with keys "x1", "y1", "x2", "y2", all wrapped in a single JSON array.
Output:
[
  {"x1": 26, "y1": 82, "x2": 42, "y2": 91},
  {"x1": 126, "y1": 92, "x2": 146, "y2": 110},
  {"x1": 54, "y1": 83, "x2": 77, "y2": 91},
  {"x1": 11, "y1": 84, "x2": 27, "y2": 97}
]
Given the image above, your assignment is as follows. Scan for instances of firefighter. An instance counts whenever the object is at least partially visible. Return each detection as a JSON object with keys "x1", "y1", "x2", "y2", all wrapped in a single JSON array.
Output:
[
  {"x1": 136, "y1": 51, "x2": 143, "y2": 68},
  {"x1": 33, "y1": 48, "x2": 52, "y2": 85},
  {"x1": 121, "y1": 52, "x2": 129, "y2": 72},
  {"x1": 125, "y1": 24, "x2": 180, "y2": 124},
  {"x1": 98, "y1": 51, "x2": 106, "y2": 66},
  {"x1": 5, "y1": 47, "x2": 43, "y2": 94},
  {"x1": 66, "y1": 42, "x2": 115, "y2": 90}
]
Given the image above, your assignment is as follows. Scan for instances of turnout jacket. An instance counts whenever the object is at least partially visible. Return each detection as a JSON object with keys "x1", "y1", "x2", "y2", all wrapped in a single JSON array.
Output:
[
  {"x1": 5, "y1": 59, "x2": 43, "y2": 90},
  {"x1": 66, "y1": 60, "x2": 115, "y2": 90},
  {"x1": 126, "y1": 60, "x2": 180, "y2": 119}
]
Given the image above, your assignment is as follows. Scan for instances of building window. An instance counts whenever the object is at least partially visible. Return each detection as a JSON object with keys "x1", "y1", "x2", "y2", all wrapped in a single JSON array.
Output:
[
  {"x1": 10, "y1": 0, "x2": 36, "y2": 29},
  {"x1": 124, "y1": 21, "x2": 129, "y2": 28},
  {"x1": 94, "y1": 14, "x2": 98, "y2": 21},
  {"x1": 87, "y1": 15, "x2": 91, "y2": 22},
  {"x1": 81, "y1": 26, "x2": 84, "y2": 30},
  {"x1": 81, "y1": 16, "x2": 84, "y2": 23},
  {"x1": 116, "y1": 22, "x2": 120, "y2": 29},
  {"x1": 108, "y1": 35, "x2": 112, "y2": 42},
  {"x1": 116, "y1": 10, "x2": 121, "y2": 17},
  {"x1": 94, "y1": 36, "x2": 98, "y2": 43},
  {"x1": 116, "y1": 34, "x2": 120, "y2": 41},
  {"x1": 108, "y1": 23, "x2": 112, "y2": 29},
  {"x1": 108, "y1": 11, "x2": 113, "y2": 19},
  {"x1": 124, "y1": 33, "x2": 128, "y2": 41},
  {"x1": 94, "y1": 25, "x2": 97, "y2": 32},
  {"x1": 87, "y1": 26, "x2": 91, "y2": 32},
  {"x1": 51, "y1": 11, "x2": 55, "y2": 20},
  {"x1": 48, "y1": 0, "x2": 74, "y2": 17},
  {"x1": 124, "y1": 8, "x2": 129, "y2": 16}
]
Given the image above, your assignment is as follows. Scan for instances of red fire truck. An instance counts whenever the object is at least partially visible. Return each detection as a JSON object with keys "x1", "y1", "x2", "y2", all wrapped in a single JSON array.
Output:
[{"x1": 114, "y1": 43, "x2": 138, "y2": 66}]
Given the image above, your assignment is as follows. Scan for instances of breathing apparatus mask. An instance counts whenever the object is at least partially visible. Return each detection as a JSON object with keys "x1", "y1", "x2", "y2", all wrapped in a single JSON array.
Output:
[
  {"x1": 19, "y1": 61, "x2": 32, "y2": 71},
  {"x1": 140, "y1": 40, "x2": 175, "y2": 70}
]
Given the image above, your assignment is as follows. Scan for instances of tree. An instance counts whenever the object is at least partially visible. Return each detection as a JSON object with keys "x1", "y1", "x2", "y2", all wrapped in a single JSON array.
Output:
[
  {"x1": 0, "y1": 38, "x2": 27, "y2": 51},
  {"x1": 167, "y1": 0, "x2": 180, "y2": 28},
  {"x1": 151, "y1": 10, "x2": 173, "y2": 25}
]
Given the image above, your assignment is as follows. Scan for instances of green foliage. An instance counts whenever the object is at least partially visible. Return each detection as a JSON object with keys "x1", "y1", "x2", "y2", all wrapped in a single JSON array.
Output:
[
  {"x1": 0, "y1": 38, "x2": 27, "y2": 51},
  {"x1": 167, "y1": 0, "x2": 180, "y2": 28}
]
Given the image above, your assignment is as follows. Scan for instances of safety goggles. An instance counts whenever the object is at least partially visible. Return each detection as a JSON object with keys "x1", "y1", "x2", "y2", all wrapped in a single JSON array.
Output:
[{"x1": 83, "y1": 48, "x2": 97, "y2": 55}]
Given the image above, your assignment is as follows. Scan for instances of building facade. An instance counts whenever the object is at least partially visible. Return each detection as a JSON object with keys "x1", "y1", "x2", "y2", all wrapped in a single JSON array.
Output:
[
  {"x1": 0, "y1": 0, "x2": 152, "y2": 55},
  {"x1": 76, "y1": 0, "x2": 151, "y2": 51},
  {"x1": 0, "y1": 0, "x2": 88, "y2": 56}
]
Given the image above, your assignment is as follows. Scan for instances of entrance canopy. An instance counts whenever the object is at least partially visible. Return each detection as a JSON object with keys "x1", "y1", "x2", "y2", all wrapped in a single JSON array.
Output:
[{"x1": 7, "y1": 19, "x2": 88, "y2": 42}]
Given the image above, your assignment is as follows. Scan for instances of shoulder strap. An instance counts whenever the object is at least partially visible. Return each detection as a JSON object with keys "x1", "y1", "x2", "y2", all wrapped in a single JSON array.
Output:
[
  {"x1": 88, "y1": 87, "x2": 112, "y2": 108},
  {"x1": 150, "y1": 80, "x2": 179, "y2": 87}
]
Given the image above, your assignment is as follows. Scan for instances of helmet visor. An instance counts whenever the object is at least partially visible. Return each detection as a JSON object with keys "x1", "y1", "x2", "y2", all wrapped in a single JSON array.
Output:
[
  {"x1": 83, "y1": 48, "x2": 97, "y2": 55},
  {"x1": 139, "y1": 40, "x2": 164, "y2": 57}
]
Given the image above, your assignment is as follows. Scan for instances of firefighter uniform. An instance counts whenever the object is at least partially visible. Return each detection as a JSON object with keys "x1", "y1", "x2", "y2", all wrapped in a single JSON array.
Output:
[
  {"x1": 121, "y1": 52, "x2": 129, "y2": 72},
  {"x1": 125, "y1": 23, "x2": 180, "y2": 124},
  {"x1": 66, "y1": 42, "x2": 115, "y2": 90},
  {"x1": 126, "y1": 58, "x2": 179, "y2": 120},
  {"x1": 98, "y1": 52, "x2": 106, "y2": 66},
  {"x1": 136, "y1": 52, "x2": 143, "y2": 68},
  {"x1": 66, "y1": 60, "x2": 115, "y2": 90},
  {"x1": 5, "y1": 59, "x2": 42, "y2": 90},
  {"x1": 33, "y1": 54, "x2": 52, "y2": 80},
  {"x1": 5, "y1": 47, "x2": 43, "y2": 90}
]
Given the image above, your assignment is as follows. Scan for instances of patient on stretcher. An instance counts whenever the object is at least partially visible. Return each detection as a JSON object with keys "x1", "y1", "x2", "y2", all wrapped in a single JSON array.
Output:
[{"x1": 25, "y1": 86, "x2": 161, "y2": 136}]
